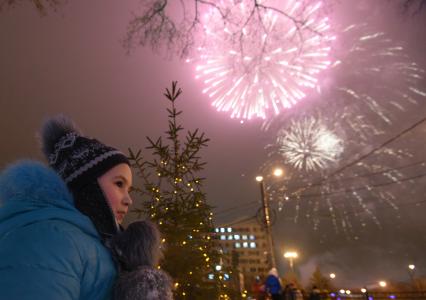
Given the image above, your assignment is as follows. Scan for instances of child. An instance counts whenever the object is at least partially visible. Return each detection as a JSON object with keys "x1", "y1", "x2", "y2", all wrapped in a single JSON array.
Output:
[
  {"x1": 40, "y1": 115, "x2": 133, "y2": 240},
  {"x1": 0, "y1": 114, "x2": 133, "y2": 299},
  {"x1": 111, "y1": 220, "x2": 173, "y2": 300}
]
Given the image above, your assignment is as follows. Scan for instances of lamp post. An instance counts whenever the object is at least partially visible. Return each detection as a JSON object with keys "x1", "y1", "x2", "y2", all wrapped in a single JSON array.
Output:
[
  {"x1": 408, "y1": 264, "x2": 418, "y2": 291},
  {"x1": 361, "y1": 287, "x2": 368, "y2": 300},
  {"x1": 256, "y1": 168, "x2": 283, "y2": 269},
  {"x1": 283, "y1": 251, "x2": 298, "y2": 272}
]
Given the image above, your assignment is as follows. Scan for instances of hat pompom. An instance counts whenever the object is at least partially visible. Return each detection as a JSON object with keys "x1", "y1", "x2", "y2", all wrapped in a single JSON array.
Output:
[{"x1": 39, "y1": 115, "x2": 81, "y2": 158}]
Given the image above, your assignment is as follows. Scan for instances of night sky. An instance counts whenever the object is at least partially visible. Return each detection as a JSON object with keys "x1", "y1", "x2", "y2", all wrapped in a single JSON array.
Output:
[{"x1": 1, "y1": 0, "x2": 426, "y2": 289}]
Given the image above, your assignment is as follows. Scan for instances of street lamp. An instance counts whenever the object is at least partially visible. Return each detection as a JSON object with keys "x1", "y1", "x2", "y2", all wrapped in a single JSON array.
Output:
[
  {"x1": 408, "y1": 264, "x2": 418, "y2": 291},
  {"x1": 283, "y1": 251, "x2": 298, "y2": 272},
  {"x1": 379, "y1": 281, "x2": 387, "y2": 288},
  {"x1": 255, "y1": 168, "x2": 283, "y2": 269},
  {"x1": 330, "y1": 273, "x2": 336, "y2": 279}
]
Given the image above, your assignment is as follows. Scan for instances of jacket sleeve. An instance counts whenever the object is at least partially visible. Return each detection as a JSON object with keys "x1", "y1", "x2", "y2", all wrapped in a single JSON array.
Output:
[{"x1": 0, "y1": 221, "x2": 84, "y2": 300}]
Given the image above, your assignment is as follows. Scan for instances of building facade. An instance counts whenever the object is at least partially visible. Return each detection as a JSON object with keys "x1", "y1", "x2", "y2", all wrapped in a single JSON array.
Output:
[{"x1": 214, "y1": 217, "x2": 270, "y2": 290}]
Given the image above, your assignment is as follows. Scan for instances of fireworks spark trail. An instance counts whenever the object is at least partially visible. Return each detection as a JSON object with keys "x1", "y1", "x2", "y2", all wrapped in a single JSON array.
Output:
[
  {"x1": 320, "y1": 24, "x2": 425, "y2": 126},
  {"x1": 188, "y1": 0, "x2": 334, "y2": 120},
  {"x1": 260, "y1": 23, "x2": 426, "y2": 236}
]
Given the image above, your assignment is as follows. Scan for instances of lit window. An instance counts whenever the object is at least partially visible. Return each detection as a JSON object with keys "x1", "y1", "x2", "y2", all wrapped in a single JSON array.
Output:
[
  {"x1": 227, "y1": 235, "x2": 233, "y2": 240},
  {"x1": 250, "y1": 242, "x2": 256, "y2": 248},
  {"x1": 234, "y1": 234, "x2": 240, "y2": 240},
  {"x1": 208, "y1": 274, "x2": 214, "y2": 280},
  {"x1": 220, "y1": 235, "x2": 226, "y2": 240},
  {"x1": 220, "y1": 228, "x2": 225, "y2": 233},
  {"x1": 227, "y1": 227, "x2": 232, "y2": 233},
  {"x1": 224, "y1": 274, "x2": 230, "y2": 280},
  {"x1": 215, "y1": 228, "x2": 219, "y2": 233},
  {"x1": 243, "y1": 242, "x2": 248, "y2": 248},
  {"x1": 242, "y1": 235, "x2": 248, "y2": 240},
  {"x1": 249, "y1": 235, "x2": 255, "y2": 240},
  {"x1": 235, "y1": 243, "x2": 241, "y2": 248}
]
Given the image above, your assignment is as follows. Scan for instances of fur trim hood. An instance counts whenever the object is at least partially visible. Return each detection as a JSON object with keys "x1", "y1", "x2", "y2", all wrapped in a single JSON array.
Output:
[
  {"x1": 0, "y1": 160, "x2": 98, "y2": 239},
  {"x1": 114, "y1": 266, "x2": 173, "y2": 300}
]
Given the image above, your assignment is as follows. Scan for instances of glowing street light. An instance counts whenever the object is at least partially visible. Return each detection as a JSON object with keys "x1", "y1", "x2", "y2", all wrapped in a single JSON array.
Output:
[
  {"x1": 361, "y1": 288, "x2": 367, "y2": 293},
  {"x1": 329, "y1": 273, "x2": 336, "y2": 279},
  {"x1": 273, "y1": 168, "x2": 284, "y2": 177},
  {"x1": 379, "y1": 281, "x2": 387, "y2": 288},
  {"x1": 409, "y1": 264, "x2": 415, "y2": 270},
  {"x1": 284, "y1": 251, "x2": 298, "y2": 258}
]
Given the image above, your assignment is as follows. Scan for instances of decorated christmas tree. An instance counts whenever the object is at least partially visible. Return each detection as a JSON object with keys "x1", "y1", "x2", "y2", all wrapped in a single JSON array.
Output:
[{"x1": 129, "y1": 82, "x2": 230, "y2": 299}]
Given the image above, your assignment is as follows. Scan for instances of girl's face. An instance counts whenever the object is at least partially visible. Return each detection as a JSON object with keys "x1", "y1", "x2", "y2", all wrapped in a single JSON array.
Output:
[{"x1": 97, "y1": 163, "x2": 133, "y2": 224}]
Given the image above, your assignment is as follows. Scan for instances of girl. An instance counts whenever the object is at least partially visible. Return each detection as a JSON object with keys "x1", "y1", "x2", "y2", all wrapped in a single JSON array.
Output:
[{"x1": 0, "y1": 115, "x2": 133, "y2": 299}]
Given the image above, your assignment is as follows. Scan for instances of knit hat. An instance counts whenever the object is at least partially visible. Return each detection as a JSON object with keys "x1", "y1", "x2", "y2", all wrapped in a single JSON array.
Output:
[
  {"x1": 39, "y1": 115, "x2": 130, "y2": 239},
  {"x1": 40, "y1": 115, "x2": 129, "y2": 189}
]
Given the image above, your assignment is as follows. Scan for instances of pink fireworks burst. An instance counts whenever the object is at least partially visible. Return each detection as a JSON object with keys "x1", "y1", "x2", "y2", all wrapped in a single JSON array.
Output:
[{"x1": 189, "y1": 0, "x2": 335, "y2": 120}]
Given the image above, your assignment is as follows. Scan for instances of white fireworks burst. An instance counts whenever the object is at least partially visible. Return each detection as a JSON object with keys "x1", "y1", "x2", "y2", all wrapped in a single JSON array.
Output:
[
  {"x1": 277, "y1": 117, "x2": 344, "y2": 171},
  {"x1": 261, "y1": 23, "x2": 426, "y2": 236},
  {"x1": 190, "y1": 0, "x2": 335, "y2": 120}
]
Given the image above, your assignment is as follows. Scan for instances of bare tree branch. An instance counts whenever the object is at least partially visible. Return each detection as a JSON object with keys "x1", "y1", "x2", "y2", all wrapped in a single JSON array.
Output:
[
  {"x1": 401, "y1": 0, "x2": 426, "y2": 14},
  {"x1": 124, "y1": 0, "x2": 330, "y2": 59},
  {"x1": 0, "y1": 0, "x2": 63, "y2": 15}
]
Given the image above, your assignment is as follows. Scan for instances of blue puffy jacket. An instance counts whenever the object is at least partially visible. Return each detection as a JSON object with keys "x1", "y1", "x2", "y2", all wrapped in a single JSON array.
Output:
[
  {"x1": 265, "y1": 274, "x2": 282, "y2": 295},
  {"x1": 0, "y1": 161, "x2": 117, "y2": 300}
]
